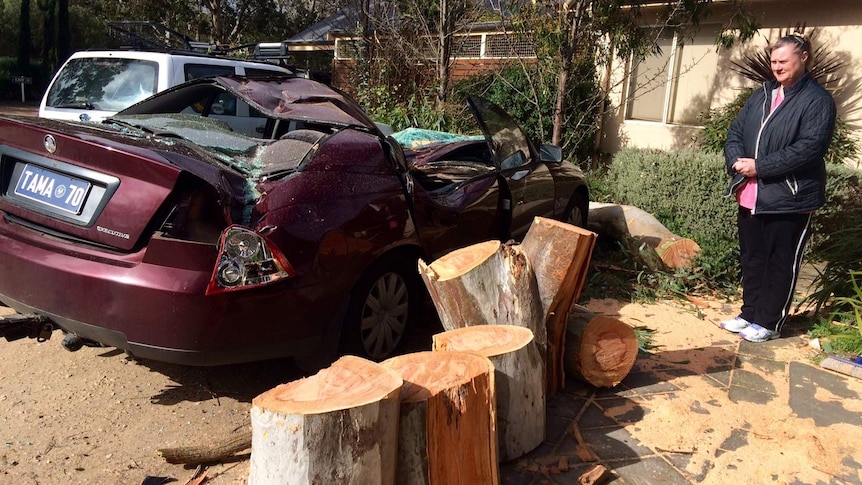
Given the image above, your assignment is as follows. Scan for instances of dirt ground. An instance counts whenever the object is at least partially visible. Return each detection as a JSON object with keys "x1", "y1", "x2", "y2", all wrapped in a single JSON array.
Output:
[{"x1": 2, "y1": 295, "x2": 860, "y2": 485}]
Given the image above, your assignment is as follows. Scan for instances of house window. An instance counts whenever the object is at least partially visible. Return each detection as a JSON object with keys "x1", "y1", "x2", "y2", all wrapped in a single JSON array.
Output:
[
  {"x1": 453, "y1": 35, "x2": 482, "y2": 58},
  {"x1": 335, "y1": 39, "x2": 361, "y2": 60},
  {"x1": 625, "y1": 26, "x2": 719, "y2": 125},
  {"x1": 484, "y1": 33, "x2": 536, "y2": 58}
]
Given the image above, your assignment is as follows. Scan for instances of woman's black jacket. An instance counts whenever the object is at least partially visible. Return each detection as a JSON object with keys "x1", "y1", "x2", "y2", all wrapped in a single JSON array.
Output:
[{"x1": 724, "y1": 73, "x2": 836, "y2": 214}]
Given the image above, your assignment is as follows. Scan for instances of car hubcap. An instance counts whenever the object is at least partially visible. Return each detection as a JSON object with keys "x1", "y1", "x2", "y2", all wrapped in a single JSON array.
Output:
[{"x1": 360, "y1": 272, "x2": 409, "y2": 360}]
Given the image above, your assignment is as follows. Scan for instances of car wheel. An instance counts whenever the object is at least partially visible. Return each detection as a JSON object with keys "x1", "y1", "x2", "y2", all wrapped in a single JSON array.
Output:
[
  {"x1": 342, "y1": 256, "x2": 421, "y2": 361},
  {"x1": 565, "y1": 192, "x2": 588, "y2": 228}
]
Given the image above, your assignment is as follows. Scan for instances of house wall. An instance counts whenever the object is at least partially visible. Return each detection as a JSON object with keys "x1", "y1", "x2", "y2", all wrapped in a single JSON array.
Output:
[{"x1": 601, "y1": 0, "x2": 862, "y2": 167}]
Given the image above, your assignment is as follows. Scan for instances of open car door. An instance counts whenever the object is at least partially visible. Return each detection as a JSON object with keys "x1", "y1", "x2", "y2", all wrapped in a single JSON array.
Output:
[{"x1": 467, "y1": 96, "x2": 557, "y2": 239}]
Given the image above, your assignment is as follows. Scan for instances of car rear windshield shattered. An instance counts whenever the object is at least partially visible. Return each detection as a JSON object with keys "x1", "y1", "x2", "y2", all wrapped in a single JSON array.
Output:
[{"x1": 111, "y1": 114, "x2": 314, "y2": 177}]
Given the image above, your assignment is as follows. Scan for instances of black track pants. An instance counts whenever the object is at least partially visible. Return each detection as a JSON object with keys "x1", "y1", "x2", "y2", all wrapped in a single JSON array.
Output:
[{"x1": 737, "y1": 207, "x2": 812, "y2": 332}]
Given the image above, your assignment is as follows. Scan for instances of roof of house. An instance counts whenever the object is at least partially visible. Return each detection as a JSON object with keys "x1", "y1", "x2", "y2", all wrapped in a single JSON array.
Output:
[
  {"x1": 286, "y1": 9, "x2": 360, "y2": 45},
  {"x1": 286, "y1": 1, "x2": 508, "y2": 46}
]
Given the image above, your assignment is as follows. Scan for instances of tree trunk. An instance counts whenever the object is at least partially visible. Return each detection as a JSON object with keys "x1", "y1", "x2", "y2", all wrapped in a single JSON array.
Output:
[
  {"x1": 380, "y1": 351, "x2": 498, "y2": 485},
  {"x1": 57, "y1": 0, "x2": 70, "y2": 64},
  {"x1": 39, "y1": 0, "x2": 55, "y2": 73},
  {"x1": 418, "y1": 240, "x2": 545, "y2": 349},
  {"x1": 521, "y1": 217, "x2": 597, "y2": 395},
  {"x1": 587, "y1": 202, "x2": 701, "y2": 269},
  {"x1": 565, "y1": 305, "x2": 638, "y2": 388},
  {"x1": 17, "y1": 0, "x2": 31, "y2": 70},
  {"x1": 248, "y1": 355, "x2": 403, "y2": 485},
  {"x1": 432, "y1": 325, "x2": 544, "y2": 463}
]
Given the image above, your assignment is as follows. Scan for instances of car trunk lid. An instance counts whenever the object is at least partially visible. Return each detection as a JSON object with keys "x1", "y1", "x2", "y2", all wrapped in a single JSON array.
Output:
[{"x1": 0, "y1": 117, "x2": 187, "y2": 251}]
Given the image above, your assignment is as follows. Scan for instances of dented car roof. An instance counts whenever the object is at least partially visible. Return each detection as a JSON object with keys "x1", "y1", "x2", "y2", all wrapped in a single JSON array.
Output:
[{"x1": 121, "y1": 75, "x2": 380, "y2": 131}]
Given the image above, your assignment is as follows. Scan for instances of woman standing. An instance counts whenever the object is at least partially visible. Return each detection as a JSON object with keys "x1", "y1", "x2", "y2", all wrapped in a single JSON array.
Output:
[{"x1": 721, "y1": 34, "x2": 836, "y2": 342}]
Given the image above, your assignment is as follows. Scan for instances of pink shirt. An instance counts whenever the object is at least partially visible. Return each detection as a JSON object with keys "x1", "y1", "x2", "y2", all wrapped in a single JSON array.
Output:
[{"x1": 736, "y1": 87, "x2": 784, "y2": 209}]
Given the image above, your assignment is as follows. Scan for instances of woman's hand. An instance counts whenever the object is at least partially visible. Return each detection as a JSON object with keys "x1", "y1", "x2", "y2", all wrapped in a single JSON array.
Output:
[{"x1": 732, "y1": 157, "x2": 758, "y2": 178}]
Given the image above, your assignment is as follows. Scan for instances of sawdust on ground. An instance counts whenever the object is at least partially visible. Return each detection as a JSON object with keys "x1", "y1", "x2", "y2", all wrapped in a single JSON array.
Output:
[
  {"x1": 585, "y1": 297, "x2": 862, "y2": 485},
  {"x1": 1, "y1": 297, "x2": 861, "y2": 484}
]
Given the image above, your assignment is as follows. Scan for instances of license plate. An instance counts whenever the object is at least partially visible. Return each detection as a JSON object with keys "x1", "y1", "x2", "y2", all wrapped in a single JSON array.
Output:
[{"x1": 14, "y1": 164, "x2": 92, "y2": 215}]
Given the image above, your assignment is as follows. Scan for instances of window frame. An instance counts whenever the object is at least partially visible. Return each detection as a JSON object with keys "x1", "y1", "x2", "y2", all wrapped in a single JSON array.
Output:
[
  {"x1": 624, "y1": 29, "x2": 681, "y2": 125},
  {"x1": 623, "y1": 25, "x2": 720, "y2": 126}
]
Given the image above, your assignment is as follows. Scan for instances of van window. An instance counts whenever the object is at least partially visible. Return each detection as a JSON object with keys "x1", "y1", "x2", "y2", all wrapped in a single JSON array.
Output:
[
  {"x1": 245, "y1": 67, "x2": 285, "y2": 77},
  {"x1": 181, "y1": 92, "x2": 267, "y2": 138},
  {"x1": 184, "y1": 64, "x2": 236, "y2": 81},
  {"x1": 45, "y1": 58, "x2": 158, "y2": 112}
]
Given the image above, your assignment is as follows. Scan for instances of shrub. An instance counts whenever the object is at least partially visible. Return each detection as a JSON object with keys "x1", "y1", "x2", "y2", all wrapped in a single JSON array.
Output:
[
  {"x1": 604, "y1": 148, "x2": 862, "y2": 299},
  {"x1": 0, "y1": 57, "x2": 46, "y2": 102},
  {"x1": 583, "y1": 168, "x2": 615, "y2": 203},
  {"x1": 810, "y1": 164, "x2": 862, "y2": 257},
  {"x1": 354, "y1": 84, "x2": 459, "y2": 134},
  {"x1": 694, "y1": 88, "x2": 752, "y2": 155},
  {"x1": 605, "y1": 148, "x2": 740, "y2": 289},
  {"x1": 804, "y1": 165, "x2": 862, "y2": 314},
  {"x1": 824, "y1": 117, "x2": 861, "y2": 166}
]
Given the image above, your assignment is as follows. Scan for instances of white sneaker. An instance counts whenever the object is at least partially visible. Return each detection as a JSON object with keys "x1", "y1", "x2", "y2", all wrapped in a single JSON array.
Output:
[
  {"x1": 720, "y1": 316, "x2": 752, "y2": 333},
  {"x1": 739, "y1": 323, "x2": 780, "y2": 343}
]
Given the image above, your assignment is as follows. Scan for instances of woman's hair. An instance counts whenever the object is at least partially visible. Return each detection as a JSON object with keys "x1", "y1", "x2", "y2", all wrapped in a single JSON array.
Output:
[{"x1": 772, "y1": 34, "x2": 811, "y2": 56}]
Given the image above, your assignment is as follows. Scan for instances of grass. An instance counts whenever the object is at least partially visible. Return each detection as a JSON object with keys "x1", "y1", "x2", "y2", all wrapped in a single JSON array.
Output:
[{"x1": 806, "y1": 270, "x2": 862, "y2": 359}]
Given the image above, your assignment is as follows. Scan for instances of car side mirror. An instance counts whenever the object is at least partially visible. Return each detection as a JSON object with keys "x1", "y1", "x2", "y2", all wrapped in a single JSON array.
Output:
[
  {"x1": 375, "y1": 122, "x2": 394, "y2": 136},
  {"x1": 539, "y1": 144, "x2": 563, "y2": 164}
]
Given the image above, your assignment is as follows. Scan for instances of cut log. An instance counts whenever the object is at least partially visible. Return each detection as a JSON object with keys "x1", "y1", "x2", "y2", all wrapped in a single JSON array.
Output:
[
  {"x1": 432, "y1": 325, "x2": 544, "y2": 462},
  {"x1": 380, "y1": 351, "x2": 498, "y2": 485},
  {"x1": 521, "y1": 216, "x2": 597, "y2": 395},
  {"x1": 248, "y1": 355, "x2": 403, "y2": 485},
  {"x1": 564, "y1": 305, "x2": 638, "y2": 388},
  {"x1": 587, "y1": 202, "x2": 700, "y2": 269},
  {"x1": 158, "y1": 427, "x2": 251, "y2": 465},
  {"x1": 418, "y1": 240, "x2": 545, "y2": 349}
]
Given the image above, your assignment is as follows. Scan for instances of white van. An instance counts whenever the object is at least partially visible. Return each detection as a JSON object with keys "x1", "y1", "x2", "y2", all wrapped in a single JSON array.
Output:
[{"x1": 39, "y1": 50, "x2": 291, "y2": 136}]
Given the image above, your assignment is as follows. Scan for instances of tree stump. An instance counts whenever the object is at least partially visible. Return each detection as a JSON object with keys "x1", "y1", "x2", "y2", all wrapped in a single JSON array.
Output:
[
  {"x1": 521, "y1": 216, "x2": 597, "y2": 395},
  {"x1": 587, "y1": 202, "x2": 700, "y2": 269},
  {"x1": 565, "y1": 305, "x2": 638, "y2": 388},
  {"x1": 418, "y1": 240, "x2": 545, "y2": 349},
  {"x1": 248, "y1": 355, "x2": 403, "y2": 485},
  {"x1": 380, "y1": 351, "x2": 499, "y2": 485},
  {"x1": 432, "y1": 325, "x2": 544, "y2": 462}
]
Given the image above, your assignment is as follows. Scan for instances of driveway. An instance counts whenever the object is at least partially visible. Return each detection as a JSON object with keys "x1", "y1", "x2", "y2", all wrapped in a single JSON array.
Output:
[{"x1": 2, "y1": 296, "x2": 860, "y2": 484}]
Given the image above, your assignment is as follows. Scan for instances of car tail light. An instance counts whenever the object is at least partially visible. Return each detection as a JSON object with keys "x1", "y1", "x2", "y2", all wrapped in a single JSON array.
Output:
[{"x1": 205, "y1": 226, "x2": 294, "y2": 295}]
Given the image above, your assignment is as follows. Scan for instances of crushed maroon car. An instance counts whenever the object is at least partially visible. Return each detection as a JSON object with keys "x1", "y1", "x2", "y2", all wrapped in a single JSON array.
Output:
[{"x1": 0, "y1": 75, "x2": 589, "y2": 366}]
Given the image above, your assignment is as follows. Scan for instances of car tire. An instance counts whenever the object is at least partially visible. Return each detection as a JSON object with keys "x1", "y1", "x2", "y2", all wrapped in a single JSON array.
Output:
[
  {"x1": 341, "y1": 255, "x2": 422, "y2": 361},
  {"x1": 565, "y1": 192, "x2": 588, "y2": 228}
]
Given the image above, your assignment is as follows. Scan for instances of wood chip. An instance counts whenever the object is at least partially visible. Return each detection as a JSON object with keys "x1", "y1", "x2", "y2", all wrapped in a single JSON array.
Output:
[
  {"x1": 184, "y1": 465, "x2": 208, "y2": 485},
  {"x1": 578, "y1": 464, "x2": 609, "y2": 485}
]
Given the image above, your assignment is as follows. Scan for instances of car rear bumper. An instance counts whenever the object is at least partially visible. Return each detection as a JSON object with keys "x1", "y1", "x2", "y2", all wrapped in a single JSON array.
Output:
[
  {"x1": 0, "y1": 292, "x2": 322, "y2": 366},
  {"x1": 0, "y1": 221, "x2": 334, "y2": 365}
]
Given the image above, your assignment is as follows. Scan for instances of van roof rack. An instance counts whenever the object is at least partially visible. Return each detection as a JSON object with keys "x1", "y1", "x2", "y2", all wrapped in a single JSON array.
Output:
[
  {"x1": 106, "y1": 21, "x2": 298, "y2": 71},
  {"x1": 108, "y1": 21, "x2": 227, "y2": 55}
]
